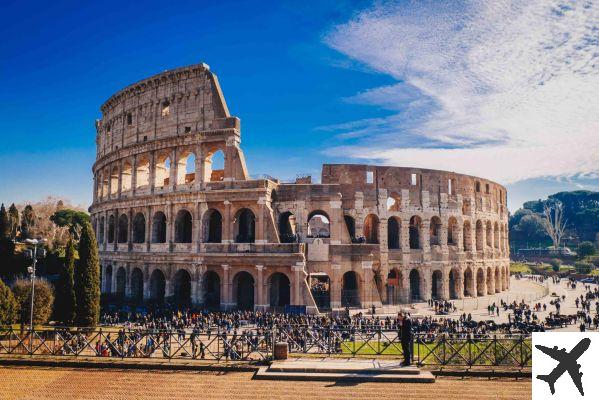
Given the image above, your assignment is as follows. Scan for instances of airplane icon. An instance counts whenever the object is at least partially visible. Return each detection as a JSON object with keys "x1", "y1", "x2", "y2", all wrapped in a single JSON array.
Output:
[{"x1": 535, "y1": 338, "x2": 591, "y2": 396}]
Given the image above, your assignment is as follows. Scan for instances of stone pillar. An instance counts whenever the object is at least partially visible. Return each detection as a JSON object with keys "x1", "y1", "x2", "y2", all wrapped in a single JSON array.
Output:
[
  {"x1": 143, "y1": 267, "x2": 151, "y2": 300},
  {"x1": 401, "y1": 217, "x2": 410, "y2": 252},
  {"x1": 113, "y1": 209, "x2": 118, "y2": 251},
  {"x1": 255, "y1": 198, "x2": 266, "y2": 244},
  {"x1": 149, "y1": 151, "x2": 156, "y2": 193},
  {"x1": 329, "y1": 199, "x2": 343, "y2": 244},
  {"x1": 421, "y1": 218, "x2": 431, "y2": 258},
  {"x1": 125, "y1": 266, "x2": 132, "y2": 297},
  {"x1": 292, "y1": 262, "x2": 304, "y2": 305},
  {"x1": 111, "y1": 265, "x2": 118, "y2": 294},
  {"x1": 195, "y1": 202, "x2": 206, "y2": 251},
  {"x1": 222, "y1": 200, "x2": 232, "y2": 243},
  {"x1": 166, "y1": 202, "x2": 174, "y2": 245},
  {"x1": 361, "y1": 261, "x2": 373, "y2": 308},
  {"x1": 442, "y1": 269, "x2": 450, "y2": 300},
  {"x1": 330, "y1": 264, "x2": 341, "y2": 309},
  {"x1": 145, "y1": 206, "x2": 152, "y2": 251},
  {"x1": 169, "y1": 147, "x2": 177, "y2": 191},
  {"x1": 221, "y1": 264, "x2": 232, "y2": 310},
  {"x1": 131, "y1": 155, "x2": 138, "y2": 195},
  {"x1": 421, "y1": 268, "x2": 431, "y2": 302},
  {"x1": 255, "y1": 265, "x2": 266, "y2": 310},
  {"x1": 194, "y1": 145, "x2": 204, "y2": 189},
  {"x1": 117, "y1": 159, "x2": 123, "y2": 198}
]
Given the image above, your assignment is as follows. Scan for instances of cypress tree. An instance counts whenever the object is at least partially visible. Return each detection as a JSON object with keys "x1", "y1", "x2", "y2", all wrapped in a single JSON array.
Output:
[
  {"x1": 75, "y1": 222, "x2": 100, "y2": 326},
  {"x1": 8, "y1": 204, "x2": 19, "y2": 240},
  {"x1": 55, "y1": 239, "x2": 77, "y2": 325},
  {"x1": 0, "y1": 278, "x2": 17, "y2": 325},
  {"x1": 0, "y1": 204, "x2": 9, "y2": 238},
  {"x1": 20, "y1": 205, "x2": 35, "y2": 240}
]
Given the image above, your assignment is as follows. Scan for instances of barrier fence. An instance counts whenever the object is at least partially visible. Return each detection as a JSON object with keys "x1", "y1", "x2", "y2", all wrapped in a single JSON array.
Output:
[{"x1": 0, "y1": 326, "x2": 532, "y2": 368}]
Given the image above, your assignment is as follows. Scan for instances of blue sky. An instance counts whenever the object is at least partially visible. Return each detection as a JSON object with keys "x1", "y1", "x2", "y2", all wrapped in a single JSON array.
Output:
[{"x1": 1, "y1": 0, "x2": 598, "y2": 211}]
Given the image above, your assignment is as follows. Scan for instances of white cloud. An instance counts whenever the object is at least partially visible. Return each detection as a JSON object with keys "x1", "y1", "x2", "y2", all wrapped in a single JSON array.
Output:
[{"x1": 323, "y1": 0, "x2": 599, "y2": 184}]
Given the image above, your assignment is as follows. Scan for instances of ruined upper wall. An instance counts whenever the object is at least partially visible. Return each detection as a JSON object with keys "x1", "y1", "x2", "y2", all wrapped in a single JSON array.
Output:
[{"x1": 95, "y1": 63, "x2": 239, "y2": 158}]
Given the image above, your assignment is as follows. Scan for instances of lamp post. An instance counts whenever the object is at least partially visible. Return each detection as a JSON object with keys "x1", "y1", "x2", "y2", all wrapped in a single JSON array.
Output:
[{"x1": 24, "y1": 238, "x2": 46, "y2": 332}]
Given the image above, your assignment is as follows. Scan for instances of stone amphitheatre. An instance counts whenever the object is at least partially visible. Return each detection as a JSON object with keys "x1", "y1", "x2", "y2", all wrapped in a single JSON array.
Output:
[{"x1": 90, "y1": 62, "x2": 510, "y2": 313}]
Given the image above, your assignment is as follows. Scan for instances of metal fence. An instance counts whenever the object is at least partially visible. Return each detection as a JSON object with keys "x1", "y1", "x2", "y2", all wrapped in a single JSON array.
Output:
[{"x1": 0, "y1": 325, "x2": 532, "y2": 368}]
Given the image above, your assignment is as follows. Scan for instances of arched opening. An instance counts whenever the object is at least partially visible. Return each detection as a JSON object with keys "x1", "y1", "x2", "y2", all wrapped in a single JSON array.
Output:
[
  {"x1": 387, "y1": 217, "x2": 400, "y2": 249},
  {"x1": 463, "y1": 267, "x2": 474, "y2": 297},
  {"x1": 495, "y1": 267, "x2": 501, "y2": 293},
  {"x1": 387, "y1": 192, "x2": 401, "y2": 211},
  {"x1": 176, "y1": 151, "x2": 196, "y2": 185},
  {"x1": 132, "y1": 213, "x2": 146, "y2": 243},
  {"x1": 173, "y1": 269, "x2": 192, "y2": 307},
  {"x1": 174, "y1": 209, "x2": 193, "y2": 243},
  {"x1": 204, "y1": 209, "x2": 222, "y2": 243},
  {"x1": 387, "y1": 269, "x2": 402, "y2": 305},
  {"x1": 476, "y1": 268, "x2": 485, "y2": 296},
  {"x1": 486, "y1": 221, "x2": 493, "y2": 247},
  {"x1": 98, "y1": 217, "x2": 105, "y2": 244},
  {"x1": 364, "y1": 214, "x2": 379, "y2": 244},
  {"x1": 475, "y1": 220, "x2": 484, "y2": 251},
  {"x1": 409, "y1": 269, "x2": 421, "y2": 301},
  {"x1": 269, "y1": 272, "x2": 291, "y2": 310},
  {"x1": 204, "y1": 149, "x2": 225, "y2": 182},
  {"x1": 308, "y1": 211, "x2": 330, "y2": 238},
  {"x1": 432, "y1": 270, "x2": 443, "y2": 299},
  {"x1": 278, "y1": 211, "x2": 296, "y2": 243},
  {"x1": 494, "y1": 222, "x2": 500, "y2": 249},
  {"x1": 409, "y1": 216, "x2": 421, "y2": 249},
  {"x1": 116, "y1": 267, "x2": 126, "y2": 298},
  {"x1": 233, "y1": 271, "x2": 255, "y2": 310},
  {"x1": 121, "y1": 161, "x2": 132, "y2": 192},
  {"x1": 149, "y1": 269, "x2": 166, "y2": 304},
  {"x1": 135, "y1": 156, "x2": 150, "y2": 188},
  {"x1": 130, "y1": 268, "x2": 143, "y2": 303},
  {"x1": 104, "y1": 265, "x2": 113, "y2": 293},
  {"x1": 117, "y1": 214, "x2": 128, "y2": 243},
  {"x1": 463, "y1": 221, "x2": 472, "y2": 251},
  {"x1": 110, "y1": 166, "x2": 119, "y2": 195},
  {"x1": 102, "y1": 172, "x2": 109, "y2": 198},
  {"x1": 447, "y1": 217, "x2": 458, "y2": 246},
  {"x1": 203, "y1": 271, "x2": 221, "y2": 309},
  {"x1": 341, "y1": 271, "x2": 360, "y2": 307},
  {"x1": 154, "y1": 154, "x2": 171, "y2": 188},
  {"x1": 309, "y1": 274, "x2": 330, "y2": 310},
  {"x1": 108, "y1": 215, "x2": 115, "y2": 243},
  {"x1": 151, "y1": 212, "x2": 167, "y2": 243},
  {"x1": 234, "y1": 208, "x2": 255, "y2": 243},
  {"x1": 344, "y1": 215, "x2": 356, "y2": 242},
  {"x1": 449, "y1": 269, "x2": 459, "y2": 299},
  {"x1": 430, "y1": 216, "x2": 442, "y2": 246}
]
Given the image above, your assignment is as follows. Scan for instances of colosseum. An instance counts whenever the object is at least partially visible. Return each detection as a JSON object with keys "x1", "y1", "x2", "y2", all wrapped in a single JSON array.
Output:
[{"x1": 90, "y1": 62, "x2": 510, "y2": 314}]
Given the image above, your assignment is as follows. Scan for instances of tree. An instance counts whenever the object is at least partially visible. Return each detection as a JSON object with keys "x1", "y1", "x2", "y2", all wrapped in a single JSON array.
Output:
[
  {"x1": 0, "y1": 204, "x2": 9, "y2": 238},
  {"x1": 542, "y1": 202, "x2": 567, "y2": 251},
  {"x1": 50, "y1": 209, "x2": 90, "y2": 241},
  {"x1": 549, "y1": 258, "x2": 562, "y2": 272},
  {"x1": 54, "y1": 239, "x2": 77, "y2": 325},
  {"x1": 0, "y1": 278, "x2": 17, "y2": 325},
  {"x1": 577, "y1": 241, "x2": 596, "y2": 259},
  {"x1": 20, "y1": 205, "x2": 36, "y2": 240},
  {"x1": 574, "y1": 261, "x2": 593, "y2": 275},
  {"x1": 12, "y1": 278, "x2": 55, "y2": 325},
  {"x1": 8, "y1": 204, "x2": 19, "y2": 240},
  {"x1": 75, "y1": 222, "x2": 100, "y2": 326}
]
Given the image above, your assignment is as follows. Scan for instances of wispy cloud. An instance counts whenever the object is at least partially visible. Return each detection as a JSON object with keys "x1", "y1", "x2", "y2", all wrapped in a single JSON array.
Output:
[{"x1": 322, "y1": 0, "x2": 599, "y2": 184}]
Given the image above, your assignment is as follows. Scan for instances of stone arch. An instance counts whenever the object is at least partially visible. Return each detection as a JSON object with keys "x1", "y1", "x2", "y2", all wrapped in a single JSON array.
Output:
[
  {"x1": 130, "y1": 268, "x2": 144, "y2": 303},
  {"x1": 475, "y1": 220, "x2": 484, "y2": 251},
  {"x1": 233, "y1": 271, "x2": 255, "y2": 310},
  {"x1": 117, "y1": 214, "x2": 128, "y2": 243},
  {"x1": 432, "y1": 270, "x2": 443, "y2": 299},
  {"x1": 430, "y1": 216, "x2": 442, "y2": 245},
  {"x1": 449, "y1": 268, "x2": 460, "y2": 299},
  {"x1": 476, "y1": 268, "x2": 485, "y2": 296},
  {"x1": 364, "y1": 214, "x2": 379, "y2": 244},
  {"x1": 387, "y1": 192, "x2": 401, "y2": 211},
  {"x1": 203, "y1": 149, "x2": 225, "y2": 182},
  {"x1": 447, "y1": 217, "x2": 459, "y2": 246},
  {"x1": 308, "y1": 210, "x2": 330, "y2": 238},
  {"x1": 104, "y1": 265, "x2": 113, "y2": 293},
  {"x1": 135, "y1": 155, "x2": 150, "y2": 188},
  {"x1": 463, "y1": 267, "x2": 475, "y2": 297},
  {"x1": 344, "y1": 215, "x2": 356, "y2": 242},
  {"x1": 409, "y1": 215, "x2": 422, "y2": 249},
  {"x1": 154, "y1": 153, "x2": 171, "y2": 188},
  {"x1": 173, "y1": 269, "x2": 192, "y2": 307},
  {"x1": 110, "y1": 165, "x2": 119, "y2": 195},
  {"x1": 176, "y1": 150, "x2": 196, "y2": 185},
  {"x1": 409, "y1": 269, "x2": 421, "y2": 301},
  {"x1": 341, "y1": 271, "x2": 360, "y2": 307},
  {"x1": 234, "y1": 208, "x2": 255, "y2": 243},
  {"x1": 203, "y1": 209, "x2": 222, "y2": 243},
  {"x1": 387, "y1": 268, "x2": 402, "y2": 305},
  {"x1": 387, "y1": 217, "x2": 401, "y2": 249},
  {"x1": 149, "y1": 269, "x2": 166, "y2": 304},
  {"x1": 116, "y1": 267, "x2": 126, "y2": 297},
  {"x1": 203, "y1": 270, "x2": 221, "y2": 309},
  {"x1": 486, "y1": 221, "x2": 493, "y2": 247},
  {"x1": 132, "y1": 212, "x2": 146, "y2": 243},
  {"x1": 463, "y1": 220, "x2": 472, "y2": 251},
  {"x1": 151, "y1": 211, "x2": 167, "y2": 243},
  {"x1": 268, "y1": 272, "x2": 291, "y2": 309},
  {"x1": 278, "y1": 211, "x2": 296, "y2": 243},
  {"x1": 108, "y1": 215, "x2": 115, "y2": 243},
  {"x1": 121, "y1": 161, "x2": 132, "y2": 192},
  {"x1": 174, "y1": 209, "x2": 193, "y2": 243}
]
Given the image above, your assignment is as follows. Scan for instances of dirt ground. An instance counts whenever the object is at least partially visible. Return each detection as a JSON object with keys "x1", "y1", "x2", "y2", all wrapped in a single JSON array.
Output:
[{"x1": 0, "y1": 366, "x2": 531, "y2": 400}]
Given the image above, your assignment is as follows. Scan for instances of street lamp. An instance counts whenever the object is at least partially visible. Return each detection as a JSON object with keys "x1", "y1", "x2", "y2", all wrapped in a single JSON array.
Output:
[{"x1": 24, "y1": 238, "x2": 46, "y2": 332}]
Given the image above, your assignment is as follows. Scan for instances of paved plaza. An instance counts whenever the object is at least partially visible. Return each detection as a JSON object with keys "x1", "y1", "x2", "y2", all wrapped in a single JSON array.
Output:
[{"x1": 0, "y1": 366, "x2": 531, "y2": 400}]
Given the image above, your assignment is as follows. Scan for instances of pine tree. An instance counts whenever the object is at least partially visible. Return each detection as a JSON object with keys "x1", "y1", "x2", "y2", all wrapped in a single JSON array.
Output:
[
  {"x1": 20, "y1": 205, "x2": 35, "y2": 240},
  {"x1": 0, "y1": 204, "x2": 9, "y2": 238},
  {"x1": 75, "y1": 222, "x2": 100, "y2": 326},
  {"x1": 55, "y1": 239, "x2": 77, "y2": 325},
  {"x1": 8, "y1": 204, "x2": 19, "y2": 240}
]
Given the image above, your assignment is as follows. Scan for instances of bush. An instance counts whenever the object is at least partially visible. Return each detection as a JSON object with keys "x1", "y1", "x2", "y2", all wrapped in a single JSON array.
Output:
[
  {"x1": 0, "y1": 279, "x2": 17, "y2": 325},
  {"x1": 12, "y1": 278, "x2": 55, "y2": 325},
  {"x1": 549, "y1": 259, "x2": 562, "y2": 272},
  {"x1": 578, "y1": 241, "x2": 596, "y2": 259},
  {"x1": 574, "y1": 261, "x2": 593, "y2": 275}
]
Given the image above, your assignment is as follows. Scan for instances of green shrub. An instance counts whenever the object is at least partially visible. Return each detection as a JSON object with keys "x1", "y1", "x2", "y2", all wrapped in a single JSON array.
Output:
[
  {"x1": 575, "y1": 261, "x2": 593, "y2": 275},
  {"x1": 578, "y1": 241, "x2": 596, "y2": 259},
  {"x1": 549, "y1": 259, "x2": 562, "y2": 272},
  {"x1": 0, "y1": 278, "x2": 17, "y2": 325}
]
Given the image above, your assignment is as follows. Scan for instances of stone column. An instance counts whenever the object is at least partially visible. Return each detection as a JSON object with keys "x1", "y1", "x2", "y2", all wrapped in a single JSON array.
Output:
[
  {"x1": 255, "y1": 265, "x2": 266, "y2": 310},
  {"x1": 421, "y1": 218, "x2": 431, "y2": 258},
  {"x1": 131, "y1": 154, "x2": 138, "y2": 195},
  {"x1": 361, "y1": 260, "x2": 373, "y2": 308},
  {"x1": 194, "y1": 145, "x2": 204, "y2": 189},
  {"x1": 149, "y1": 151, "x2": 156, "y2": 193},
  {"x1": 330, "y1": 264, "x2": 341, "y2": 309},
  {"x1": 292, "y1": 262, "x2": 304, "y2": 305},
  {"x1": 421, "y1": 268, "x2": 431, "y2": 302},
  {"x1": 255, "y1": 198, "x2": 266, "y2": 244},
  {"x1": 221, "y1": 264, "x2": 232, "y2": 310},
  {"x1": 169, "y1": 147, "x2": 177, "y2": 191},
  {"x1": 113, "y1": 209, "x2": 118, "y2": 251},
  {"x1": 125, "y1": 266, "x2": 132, "y2": 297},
  {"x1": 222, "y1": 200, "x2": 232, "y2": 243},
  {"x1": 145, "y1": 206, "x2": 152, "y2": 251},
  {"x1": 143, "y1": 267, "x2": 151, "y2": 300},
  {"x1": 401, "y1": 217, "x2": 410, "y2": 252},
  {"x1": 442, "y1": 269, "x2": 450, "y2": 300},
  {"x1": 117, "y1": 159, "x2": 123, "y2": 199},
  {"x1": 111, "y1": 265, "x2": 118, "y2": 294}
]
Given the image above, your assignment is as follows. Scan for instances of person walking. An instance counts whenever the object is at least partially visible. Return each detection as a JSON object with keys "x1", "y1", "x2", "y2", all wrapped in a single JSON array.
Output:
[{"x1": 399, "y1": 312, "x2": 413, "y2": 366}]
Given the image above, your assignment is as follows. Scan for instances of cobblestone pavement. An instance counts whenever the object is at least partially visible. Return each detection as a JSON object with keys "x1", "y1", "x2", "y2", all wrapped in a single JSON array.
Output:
[{"x1": 0, "y1": 366, "x2": 531, "y2": 400}]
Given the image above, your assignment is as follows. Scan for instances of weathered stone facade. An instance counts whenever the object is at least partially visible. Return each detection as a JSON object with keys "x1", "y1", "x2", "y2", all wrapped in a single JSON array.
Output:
[{"x1": 90, "y1": 62, "x2": 510, "y2": 313}]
